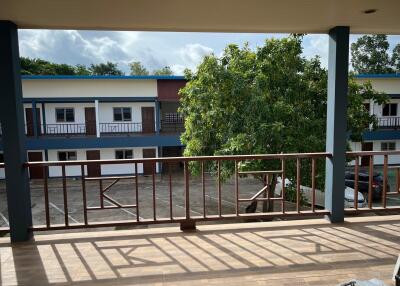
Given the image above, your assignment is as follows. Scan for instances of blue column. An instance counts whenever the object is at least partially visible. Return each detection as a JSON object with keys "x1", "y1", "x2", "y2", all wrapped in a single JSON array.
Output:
[
  {"x1": 155, "y1": 99, "x2": 161, "y2": 135},
  {"x1": 0, "y1": 21, "x2": 33, "y2": 242},
  {"x1": 42, "y1": 102, "x2": 46, "y2": 135},
  {"x1": 325, "y1": 26, "x2": 350, "y2": 223},
  {"x1": 32, "y1": 100, "x2": 38, "y2": 138}
]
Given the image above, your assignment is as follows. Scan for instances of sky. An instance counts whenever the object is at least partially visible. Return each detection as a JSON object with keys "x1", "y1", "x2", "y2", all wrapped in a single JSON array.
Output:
[{"x1": 18, "y1": 30, "x2": 400, "y2": 75}]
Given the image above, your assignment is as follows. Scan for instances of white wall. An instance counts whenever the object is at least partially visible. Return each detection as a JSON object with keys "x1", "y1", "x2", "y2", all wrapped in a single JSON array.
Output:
[
  {"x1": 47, "y1": 147, "x2": 159, "y2": 177},
  {"x1": 356, "y1": 78, "x2": 400, "y2": 95},
  {"x1": 22, "y1": 79, "x2": 158, "y2": 98}
]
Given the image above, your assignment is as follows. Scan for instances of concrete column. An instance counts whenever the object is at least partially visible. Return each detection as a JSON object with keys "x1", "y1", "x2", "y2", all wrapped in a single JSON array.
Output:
[
  {"x1": 32, "y1": 100, "x2": 38, "y2": 138},
  {"x1": 0, "y1": 21, "x2": 33, "y2": 242},
  {"x1": 325, "y1": 26, "x2": 350, "y2": 223},
  {"x1": 95, "y1": 100, "x2": 100, "y2": 137}
]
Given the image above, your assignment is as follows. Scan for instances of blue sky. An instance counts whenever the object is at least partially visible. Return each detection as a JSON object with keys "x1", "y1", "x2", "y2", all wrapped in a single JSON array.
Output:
[{"x1": 18, "y1": 30, "x2": 400, "y2": 75}]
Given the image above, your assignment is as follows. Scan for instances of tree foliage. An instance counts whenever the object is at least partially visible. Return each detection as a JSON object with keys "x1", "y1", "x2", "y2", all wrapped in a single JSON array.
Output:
[
  {"x1": 351, "y1": 35, "x2": 397, "y2": 74},
  {"x1": 89, "y1": 62, "x2": 123, "y2": 76},
  {"x1": 153, "y1": 66, "x2": 173, "y2": 75},
  {"x1": 392, "y1": 44, "x2": 400, "y2": 72},
  {"x1": 179, "y1": 35, "x2": 387, "y2": 197},
  {"x1": 20, "y1": 57, "x2": 89, "y2": 75},
  {"x1": 129, "y1": 61, "x2": 149, "y2": 76}
]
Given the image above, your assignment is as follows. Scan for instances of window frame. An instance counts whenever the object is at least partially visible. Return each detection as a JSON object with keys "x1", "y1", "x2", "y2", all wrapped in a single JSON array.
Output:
[
  {"x1": 113, "y1": 107, "x2": 132, "y2": 122},
  {"x1": 55, "y1": 108, "x2": 75, "y2": 123},
  {"x1": 381, "y1": 142, "x2": 396, "y2": 151},
  {"x1": 58, "y1": 151, "x2": 78, "y2": 161},
  {"x1": 382, "y1": 103, "x2": 398, "y2": 117},
  {"x1": 115, "y1": 149, "x2": 134, "y2": 159}
]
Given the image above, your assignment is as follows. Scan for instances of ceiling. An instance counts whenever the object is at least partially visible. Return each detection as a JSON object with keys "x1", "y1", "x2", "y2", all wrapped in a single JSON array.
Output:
[{"x1": 1, "y1": 0, "x2": 400, "y2": 34}]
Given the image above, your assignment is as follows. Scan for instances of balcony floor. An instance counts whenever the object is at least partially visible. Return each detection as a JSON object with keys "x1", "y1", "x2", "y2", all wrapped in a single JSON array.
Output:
[{"x1": 1, "y1": 215, "x2": 400, "y2": 286}]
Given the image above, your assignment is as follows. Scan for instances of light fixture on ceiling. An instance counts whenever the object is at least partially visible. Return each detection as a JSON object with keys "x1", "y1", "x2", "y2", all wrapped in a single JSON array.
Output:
[{"x1": 363, "y1": 9, "x2": 377, "y2": 14}]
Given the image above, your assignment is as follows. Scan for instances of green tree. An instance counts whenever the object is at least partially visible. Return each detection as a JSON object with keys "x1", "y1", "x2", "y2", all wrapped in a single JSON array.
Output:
[
  {"x1": 179, "y1": 35, "x2": 387, "y2": 212},
  {"x1": 129, "y1": 61, "x2": 149, "y2": 76},
  {"x1": 153, "y1": 66, "x2": 173, "y2": 75},
  {"x1": 20, "y1": 57, "x2": 77, "y2": 75},
  {"x1": 392, "y1": 44, "x2": 400, "y2": 73},
  {"x1": 351, "y1": 35, "x2": 394, "y2": 74},
  {"x1": 74, "y1": 64, "x2": 91, "y2": 75},
  {"x1": 89, "y1": 62, "x2": 124, "y2": 76}
]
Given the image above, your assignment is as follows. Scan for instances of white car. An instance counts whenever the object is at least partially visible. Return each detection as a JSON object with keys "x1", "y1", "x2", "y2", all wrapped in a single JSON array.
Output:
[{"x1": 344, "y1": 187, "x2": 367, "y2": 209}]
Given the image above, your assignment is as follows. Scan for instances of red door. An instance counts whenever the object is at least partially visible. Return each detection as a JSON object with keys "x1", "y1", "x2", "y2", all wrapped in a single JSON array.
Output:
[
  {"x1": 361, "y1": 142, "x2": 373, "y2": 166},
  {"x1": 86, "y1": 150, "x2": 101, "y2": 177},
  {"x1": 85, "y1": 107, "x2": 96, "y2": 136},
  {"x1": 142, "y1": 148, "x2": 156, "y2": 175},
  {"x1": 25, "y1": 108, "x2": 41, "y2": 136},
  {"x1": 28, "y1": 151, "x2": 44, "y2": 179},
  {"x1": 141, "y1": 107, "x2": 155, "y2": 133}
]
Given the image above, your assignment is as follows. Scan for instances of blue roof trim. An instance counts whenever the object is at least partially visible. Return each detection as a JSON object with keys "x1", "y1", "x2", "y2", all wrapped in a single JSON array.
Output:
[
  {"x1": 355, "y1": 74, "x2": 400, "y2": 79},
  {"x1": 21, "y1": 75, "x2": 186, "y2": 80}
]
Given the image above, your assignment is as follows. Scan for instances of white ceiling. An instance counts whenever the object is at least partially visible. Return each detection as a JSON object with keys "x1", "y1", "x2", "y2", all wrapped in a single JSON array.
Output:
[{"x1": 1, "y1": 0, "x2": 400, "y2": 34}]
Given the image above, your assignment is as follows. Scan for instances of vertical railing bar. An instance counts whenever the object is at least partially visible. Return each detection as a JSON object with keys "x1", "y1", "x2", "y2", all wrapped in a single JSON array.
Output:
[
  {"x1": 135, "y1": 162, "x2": 139, "y2": 222},
  {"x1": 202, "y1": 161, "x2": 206, "y2": 218},
  {"x1": 235, "y1": 160, "x2": 239, "y2": 216},
  {"x1": 382, "y1": 154, "x2": 388, "y2": 208},
  {"x1": 184, "y1": 161, "x2": 190, "y2": 220},
  {"x1": 368, "y1": 155, "x2": 373, "y2": 209},
  {"x1": 281, "y1": 159, "x2": 286, "y2": 213},
  {"x1": 296, "y1": 158, "x2": 301, "y2": 213},
  {"x1": 311, "y1": 157, "x2": 316, "y2": 213},
  {"x1": 354, "y1": 156, "x2": 359, "y2": 210},
  {"x1": 81, "y1": 164, "x2": 88, "y2": 225},
  {"x1": 99, "y1": 179, "x2": 104, "y2": 209},
  {"x1": 152, "y1": 161, "x2": 156, "y2": 221},
  {"x1": 217, "y1": 160, "x2": 222, "y2": 217},
  {"x1": 397, "y1": 168, "x2": 400, "y2": 194},
  {"x1": 169, "y1": 162, "x2": 173, "y2": 220},
  {"x1": 43, "y1": 165, "x2": 50, "y2": 228},
  {"x1": 62, "y1": 165, "x2": 69, "y2": 226},
  {"x1": 265, "y1": 174, "x2": 270, "y2": 200}
]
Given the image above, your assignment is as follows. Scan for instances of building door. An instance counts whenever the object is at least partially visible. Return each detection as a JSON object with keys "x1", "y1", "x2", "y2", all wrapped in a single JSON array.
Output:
[
  {"x1": 86, "y1": 150, "x2": 101, "y2": 177},
  {"x1": 28, "y1": 151, "x2": 44, "y2": 179},
  {"x1": 361, "y1": 142, "x2": 373, "y2": 166},
  {"x1": 141, "y1": 107, "x2": 155, "y2": 133},
  {"x1": 142, "y1": 148, "x2": 156, "y2": 175},
  {"x1": 25, "y1": 108, "x2": 41, "y2": 137},
  {"x1": 85, "y1": 107, "x2": 96, "y2": 136}
]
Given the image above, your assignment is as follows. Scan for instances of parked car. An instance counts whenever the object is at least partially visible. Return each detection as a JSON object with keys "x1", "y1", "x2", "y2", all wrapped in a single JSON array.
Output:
[
  {"x1": 344, "y1": 187, "x2": 367, "y2": 209},
  {"x1": 345, "y1": 171, "x2": 387, "y2": 201}
]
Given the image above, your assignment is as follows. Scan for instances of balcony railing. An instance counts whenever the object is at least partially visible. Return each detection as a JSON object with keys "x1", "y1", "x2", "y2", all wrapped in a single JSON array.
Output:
[
  {"x1": 161, "y1": 120, "x2": 185, "y2": 133},
  {"x1": 1, "y1": 151, "x2": 400, "y2": 234},
  {"x1": 377, "y1": 117, "x2": 400, "y2": 129},
  {"x1": 99, "y1": 122, "x2": 143, "y2": 134}
]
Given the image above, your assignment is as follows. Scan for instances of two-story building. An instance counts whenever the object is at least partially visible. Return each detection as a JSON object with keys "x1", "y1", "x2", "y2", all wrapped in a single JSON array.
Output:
[
  {"x1": 0, "y1": 75, "x2": 186, "y2": 178},
  {"x1": 351, "y1": 74, "x2": 400, "y2": 165}
]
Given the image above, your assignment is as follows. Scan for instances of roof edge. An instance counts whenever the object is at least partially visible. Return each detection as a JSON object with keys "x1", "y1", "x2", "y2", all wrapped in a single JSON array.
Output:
[
  {"x1": 21, "y1": 75, "x2": 186, "y2": 80},
  {"x1": 355, "y1": 74, "x2": 400, "y2": 79}
]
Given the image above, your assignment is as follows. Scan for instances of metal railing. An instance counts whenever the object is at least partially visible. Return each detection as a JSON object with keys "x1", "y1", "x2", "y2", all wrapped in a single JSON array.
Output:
[
  {"x1": 23, "y1": 152, "x2": 331, "y2": 231},
  {"x1": 377, "y1": 117, "x2": 400, "y2": 129},
  {"x1": 43, "y1": 123, "x2": 93, "y2": 135},
  {"x1": 1, "y1": 151, "x2": 400, "y2": 234},
  {"x1": 161, "y1": 120, "x2": 185, "y2": 133},
  {"x1": 99, "y1": 122, "x2": 143, "y2": 134}
]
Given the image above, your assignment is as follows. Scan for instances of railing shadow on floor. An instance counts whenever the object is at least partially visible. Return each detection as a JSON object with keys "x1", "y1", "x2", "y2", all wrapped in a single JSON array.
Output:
[{"x1": 0, "y1": 216, "x2": 399, "y2": 286}]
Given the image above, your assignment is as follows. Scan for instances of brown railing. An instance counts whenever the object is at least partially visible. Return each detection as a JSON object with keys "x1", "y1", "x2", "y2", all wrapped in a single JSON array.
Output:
[
  {"x1": 1, "y1": 151, "x2": 400, "y2": 234},
  {"x1": 345, "y1": 151, "x2": 400, "y2": 213},
  {"x1": 21, "y1": 152, "x2": 331, "y2": 231}
]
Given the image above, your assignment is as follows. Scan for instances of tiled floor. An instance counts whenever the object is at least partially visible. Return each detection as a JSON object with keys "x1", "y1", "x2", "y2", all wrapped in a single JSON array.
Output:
[{"x1": 1, "y1": 215, "x2": 399, "y2": 286}]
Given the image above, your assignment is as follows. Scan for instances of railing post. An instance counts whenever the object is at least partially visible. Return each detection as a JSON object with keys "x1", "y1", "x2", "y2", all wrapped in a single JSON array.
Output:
[
  {"x1": 0, "y1": 21, "x2": 33, "y2": 242},
  {"x1": 181, "y1": 161, "x2": 196, "y2": 231},
  {"x1": 325, "y1": 26, "x2": 349, "y2": 223}
]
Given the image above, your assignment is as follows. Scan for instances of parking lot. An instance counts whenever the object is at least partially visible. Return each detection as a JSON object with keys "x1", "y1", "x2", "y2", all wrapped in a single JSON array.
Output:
[{"x1": 0, "y1": 171, "x2": 399, "y2": 229}]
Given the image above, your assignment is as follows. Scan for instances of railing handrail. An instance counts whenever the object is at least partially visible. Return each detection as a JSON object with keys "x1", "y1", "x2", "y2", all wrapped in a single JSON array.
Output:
[
  {"x1": 347, "y1": 150, "x2": 400, "y2": 156},
  {"x1": 24, "y1": 152, "x2": 332, "y2": 167}
]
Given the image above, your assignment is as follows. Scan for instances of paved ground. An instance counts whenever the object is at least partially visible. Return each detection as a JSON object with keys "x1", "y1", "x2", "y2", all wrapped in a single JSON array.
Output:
[
  {"x1": 0, "y1": 215, "x2": 399, "y2": 286},
  {"x1": 0, "y1": 171, "x2": 399, "y2": 229}
]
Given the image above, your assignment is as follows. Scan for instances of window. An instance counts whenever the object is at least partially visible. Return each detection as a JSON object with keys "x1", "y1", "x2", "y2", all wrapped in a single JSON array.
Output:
[
  {"x1": 56, "y1": 108, "x2": 75, "y2": 122},
  {"x1": 164, "y1": 112, "x2": 183, "y2": 123},
  {"x1": 382, "y1": 103, "x2": 397, "y2": 116},
  {"x1": 0, "y1": 152, "x2": 4, "y2": 163},
  {"x1": 381, "y1": 142, "x2": 396, "y2": 151},
  {"x1": 115, "y1": 149, "x2": 133, "y2": 159},
  {"x1": 113, "y1": 107, "x2": 132, "y2": 121},
  {"x1": 58, "y1": 151, "x2": 77, "y2": 161}
]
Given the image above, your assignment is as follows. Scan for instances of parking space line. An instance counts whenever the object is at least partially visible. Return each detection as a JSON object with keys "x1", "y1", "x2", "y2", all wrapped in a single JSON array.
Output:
[
  {"x1": 49, "y1": 202, "x2": 80, "y2": 224},
  {"x1": 0, "y1": 211, "x2": 9, "y2": 226}
]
